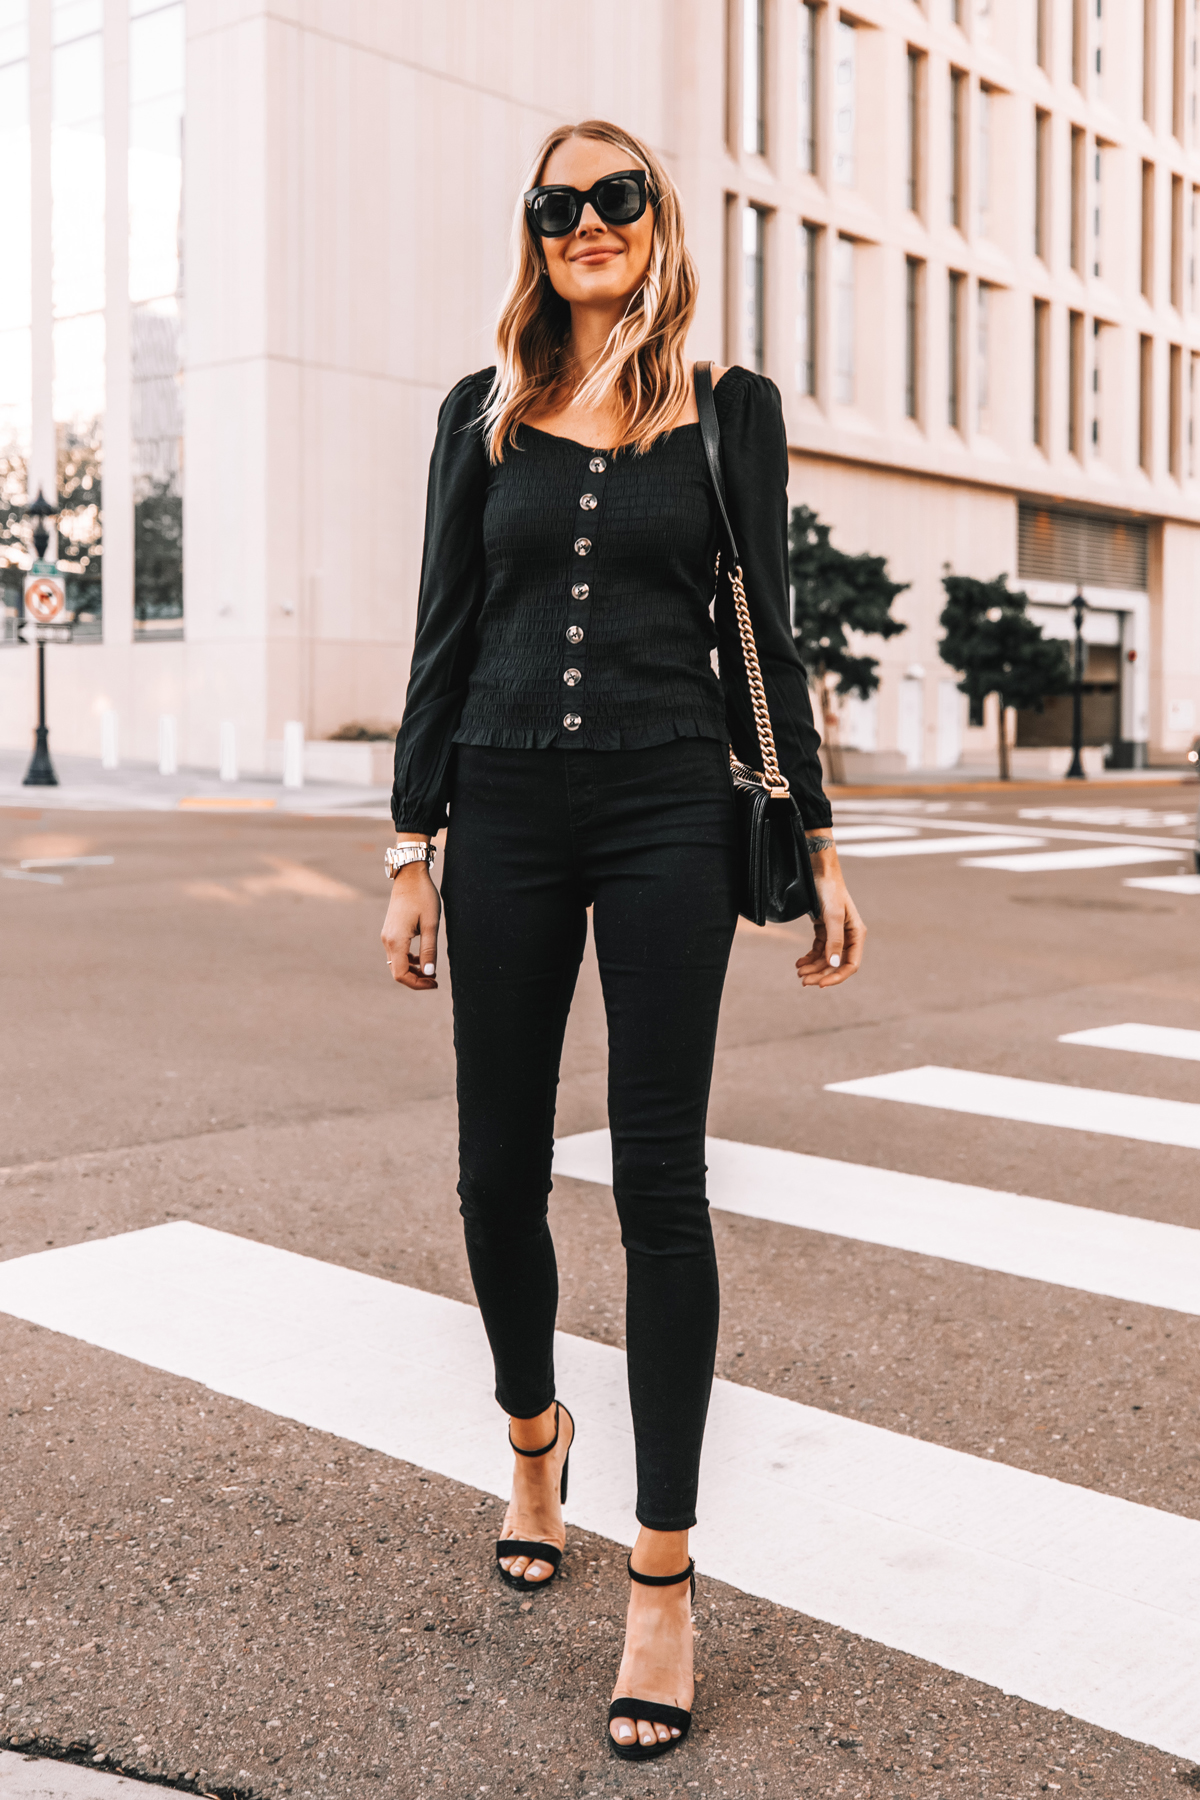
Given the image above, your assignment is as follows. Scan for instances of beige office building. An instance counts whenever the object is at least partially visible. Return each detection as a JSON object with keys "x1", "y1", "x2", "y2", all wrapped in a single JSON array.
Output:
[{"x1": 1, "y1": 0, "x2": 1199, "y2": 777}]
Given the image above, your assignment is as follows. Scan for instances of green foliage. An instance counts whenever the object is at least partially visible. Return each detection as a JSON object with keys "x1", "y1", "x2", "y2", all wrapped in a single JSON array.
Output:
[
  {"x1": 939, "y1": 574, "x2": 1072, "y2": 723},
  {"x1": 789, "y1": 504, "x2": 908, "y2": 699}
]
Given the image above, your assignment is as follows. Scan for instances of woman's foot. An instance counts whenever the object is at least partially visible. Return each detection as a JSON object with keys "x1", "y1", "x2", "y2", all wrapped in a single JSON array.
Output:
[
  {"x1": 497, "y1": 1402, "x2": 574, "y2": 1584},
  {"x1": 609, "y1": 1528, "x2": 695, "y2": 1750}
]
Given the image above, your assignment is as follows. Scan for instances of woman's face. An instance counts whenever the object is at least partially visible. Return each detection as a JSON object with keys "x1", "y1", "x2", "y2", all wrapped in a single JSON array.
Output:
[{"x1": 535, "y1": 137, "x2": 655, "y2": 310}]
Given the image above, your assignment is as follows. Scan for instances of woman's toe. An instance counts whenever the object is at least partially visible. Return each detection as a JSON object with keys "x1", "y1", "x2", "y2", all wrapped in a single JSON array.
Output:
[
  {"x1": 637, "y1": 1721, "x2": 657, "y2": 1747},
  {"x1": 525, "y1": 1559, "x2": 550, "y2": 1582},
  {"x1": 610, "y1": 1718, "x2": 635, "y2": 1746},
  {"x1": 508, "y1": 1554, "x2": 529, "y2": 1578},
  {"x1": 654, "y1": 1723, "x2": 671, "y2": 1742}
]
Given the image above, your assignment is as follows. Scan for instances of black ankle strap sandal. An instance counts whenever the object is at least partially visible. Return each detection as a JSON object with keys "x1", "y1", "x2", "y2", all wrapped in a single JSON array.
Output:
[
  {"x1": 606, "y1": 1556, "x2": 696, "y2": 1761},
  {"x1": 494, "y1": 1402, "x2": 573, "y2": 1592}
]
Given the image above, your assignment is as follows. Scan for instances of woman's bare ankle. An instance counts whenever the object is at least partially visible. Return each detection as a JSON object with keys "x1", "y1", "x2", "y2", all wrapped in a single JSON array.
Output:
[
  {"x1": 630, "y1": 1524, "x2": 690, "y2": 1579},
  {"x1": 508, "y1": 1402, "x2": 559, "y2": 1454}
]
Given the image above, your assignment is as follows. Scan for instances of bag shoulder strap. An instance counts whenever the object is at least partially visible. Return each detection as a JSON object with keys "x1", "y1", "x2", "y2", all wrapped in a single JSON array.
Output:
[{"x1": 694, "y1": 361, "x2": 740, "y2": 568}]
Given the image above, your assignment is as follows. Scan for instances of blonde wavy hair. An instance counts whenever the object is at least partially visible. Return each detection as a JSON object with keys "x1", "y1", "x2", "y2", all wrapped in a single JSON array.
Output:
[{"x1": 482, "y1": 120, "x2": 698, "y2": 463}]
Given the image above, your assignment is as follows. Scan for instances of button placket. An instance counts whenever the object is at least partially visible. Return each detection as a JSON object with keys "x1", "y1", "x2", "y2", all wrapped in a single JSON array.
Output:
[{"x1": 559, "y1": 450, "x2": 608, "y2": 737}]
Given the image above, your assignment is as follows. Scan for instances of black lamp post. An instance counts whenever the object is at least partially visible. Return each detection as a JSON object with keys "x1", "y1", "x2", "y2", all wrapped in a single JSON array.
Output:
[
  {"x1": 23, "y1": 489, "x2": 60, "y2": 788},
  {"x1": 1065, "y1": 586, "x2": 1087, "y2": 782}
]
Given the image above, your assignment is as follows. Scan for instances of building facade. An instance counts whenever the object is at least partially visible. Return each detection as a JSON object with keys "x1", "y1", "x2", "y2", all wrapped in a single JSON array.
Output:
[{"x1": 1, "y1": 0, "x2": 1198, "y2": 777}]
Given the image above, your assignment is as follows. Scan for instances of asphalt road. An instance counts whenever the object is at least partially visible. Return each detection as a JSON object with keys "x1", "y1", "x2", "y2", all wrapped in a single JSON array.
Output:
[{"x1": 3, "y1": 780, "x2": 1200, "y2": 1800}]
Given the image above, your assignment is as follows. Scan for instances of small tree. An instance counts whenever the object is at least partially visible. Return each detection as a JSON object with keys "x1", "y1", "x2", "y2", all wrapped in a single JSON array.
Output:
[
  {"x1": 789, "y1": 504, "x2": 909, "y2": 783},
  {"x1": 939, "y1": 574, "x2": 1072, "y2": 780}
]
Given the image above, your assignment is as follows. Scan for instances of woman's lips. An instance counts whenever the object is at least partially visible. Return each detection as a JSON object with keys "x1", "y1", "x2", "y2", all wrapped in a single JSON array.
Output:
[{"x1": 571, "y1": 248, "x2": 621, "y2": 266}]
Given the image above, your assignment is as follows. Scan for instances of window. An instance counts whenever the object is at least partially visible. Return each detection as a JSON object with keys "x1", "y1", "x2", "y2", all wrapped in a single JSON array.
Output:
[
  {"x1": 906, "y1": 49, "x2": 922, "y2": 215},
  {"x1": 742, "y1": 204, "x2": 766, "y2": 373},
  {"x1": 1093, "y1": 144, "x2": 1103, "y2": 278},
  {"x1": 743, "y1": 0, "x2": 765, "y2": 154},
  {"x1": 1172, "y1": 173, "x2": 1184, "y2": 306},
  {"x1": 1140, "y1": 333, "x2": 1154, "y2": 471},
  {"x1": 1174, "y1": 0, "x2": 1187, "y2": 140},
  {"x1": 977, "y1": 282, "x2": 992, "y2": 434},
  {"x1": 948, "y1": 271, "x2": 964, "y2": 428},
  {"x1": 797, "y1": 221, "x2": 818, "y2": 395},
  {"x1": 1192, "y1": 186, "x2": 1198, "y2": 311},
  {"x1": 1034, "y1": 110, "x2": 1049, "y2": 260},
  {"x1": 834, "y1": 235, "x2": 855, "y2": 404},
  {"x1": 978, "y1": 86, "x2": 992, "y2": 237},
  {"x1": 1070, "y1": 127, "x2": 1085, "y2": 272},
  {"x1": 798, "y1": 2, "x2": 817, "y2": 173},
  {"x1": 1073, "y1": 0, "x2": 1086, "y2": 87},
  {"x1": 1037, "y1": 0, "x2": 1050, "y2": 71},
  {"x1": 949, "y1": 69, "x2": 966, "y2": 229},
  {"x1": 834, "y1": 20, "x2": 856, "y2": 185},
  {"x1": 1033, "y1": 298, "x2": 1049, "y2": 448},
  {"x1": 1142, "y1": 161, "x2": 1156, "y2": 299},
  {"x1": 1092, "y1": 316, "x2": 1102, "y2": 448},
  {"x1": 1170, "y1": 341, "x2": 1183, "y2": 474},
  {"x1": 1094, "y1": 0, "x2": 1104, "y2": 82},
  {"x1": 1068, "y1": 308, "x2": 1084, "y2": 455},
  {"x1": 0, "y1": 4, "x2": 31, "y2": 646},
  {"x1": 905, "y1": 258, "x2": 921, "y2": 420},
  {"x1": 1145, "y1": 0, "x2": 1157, "y2": 122},
  {"x1": 1191, "y1": 352, "x2": 1198, "y2": 476}
]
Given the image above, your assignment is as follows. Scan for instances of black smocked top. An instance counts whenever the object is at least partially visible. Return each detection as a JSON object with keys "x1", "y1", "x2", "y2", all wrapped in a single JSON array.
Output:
[{"x1": 391, "y1": 364, "x2": 832, "y2": 834}]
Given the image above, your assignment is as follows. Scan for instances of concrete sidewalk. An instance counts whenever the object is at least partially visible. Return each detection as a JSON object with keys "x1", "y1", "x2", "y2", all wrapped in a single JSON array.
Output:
[
  {"x1": 0, "y1": 751, "x2": 392, "y2": 820},
  {"x1": 0, "y1": 1750, "x2": 181, "y2": 1800}
]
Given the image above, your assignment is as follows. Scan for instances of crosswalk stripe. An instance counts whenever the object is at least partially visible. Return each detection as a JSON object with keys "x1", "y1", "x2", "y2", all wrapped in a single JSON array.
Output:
[
  {"x1": 826, "y1": 1066, "x2": 1200, "y2": 1151},
  {"x1": 827, "y1": 824, "x2": 920, "y2": 842},
  {"x1": 961, "y1": 846, "x2": 1185, "y2": 873},
  {"x1": 552, "y1": 1131, "x2": 1200, "y2": 1315},
  {"x1": 1060, "y1": 1023, "x2": 1200, "y2": 1063},
  {"x1": 2, "y1": 1223, "x2": 1200, "y2": 1759},
  {"x1": 837, "y1": 834, "x2": 1043, "y2": 859},
  {"x1": 1125, "y1": 873, "x2": 1200, "y2": 895}
]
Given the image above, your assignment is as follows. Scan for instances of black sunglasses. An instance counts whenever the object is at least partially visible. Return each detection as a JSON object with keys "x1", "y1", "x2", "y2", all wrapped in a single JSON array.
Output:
[{"x1": 523, "y1": 169, "x2": 651, "y2": 239}]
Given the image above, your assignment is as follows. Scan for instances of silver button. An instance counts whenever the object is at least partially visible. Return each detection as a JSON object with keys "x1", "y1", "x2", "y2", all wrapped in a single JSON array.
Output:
[
  {"x1": 571, "y1": 583, "x2": 589, "y2": 601},
  {"x1": 589, "y1": 456, "x2": 607, "y2": 473},
  {"x1": 579, "y1": 492, "x2": 598, "y2": 510},
  {"x1": 563, "y1": 712, "x2": 582, "y2": 731},
  {"x1": 574, "y1": 537, "x2": 592, "y2": 556},
  {"x1": 566, "y1": 625, "x2": 584, "y2": 644},
  {"x1": 563, "y1": 667, "x2": 582, "y2": 686}
]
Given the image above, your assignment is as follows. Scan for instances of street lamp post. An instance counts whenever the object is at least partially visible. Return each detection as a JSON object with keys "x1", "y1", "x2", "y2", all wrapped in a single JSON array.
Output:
[
  {"x1": 23, "y1": 489, "x2": 60, "y2": 788},
  {"x1": 1066, "y1": 586, "x2": 1087, "y2": 782}
]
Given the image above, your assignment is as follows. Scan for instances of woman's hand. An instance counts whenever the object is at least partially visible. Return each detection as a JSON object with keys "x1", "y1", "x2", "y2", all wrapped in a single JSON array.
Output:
[
  {"x1": 795, "y1": 845, "x2": 866, "y2": 989},
  {"x1": 381, "y1": 862, "x2": 442, "y2": 990}
]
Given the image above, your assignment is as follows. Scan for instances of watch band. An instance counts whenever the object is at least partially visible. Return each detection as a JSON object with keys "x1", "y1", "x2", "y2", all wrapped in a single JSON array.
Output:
[{"x1": 385, "y1": 842, "x2": 437, "y2": 880}]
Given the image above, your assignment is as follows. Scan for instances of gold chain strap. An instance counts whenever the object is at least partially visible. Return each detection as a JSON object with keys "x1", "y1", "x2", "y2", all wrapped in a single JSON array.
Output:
[{"x1": 724, "y1": 558, "x2": 790, "y2": 796}]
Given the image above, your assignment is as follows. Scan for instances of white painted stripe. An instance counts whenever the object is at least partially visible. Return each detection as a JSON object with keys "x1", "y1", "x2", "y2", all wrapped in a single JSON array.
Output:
[
  {"x1": 0, "y1": 1748, "x2": 177, "y2": 1800},
  {"x1": 825, "y1": 824, "x2": 920, "y2": 842},
  {"x1": 1125, "y1": 874, "x2": 1200, "y2": 895},
  {"x1": 2, "y1": 1224, "x2": 1200, "y2": 1757},
  {"x1": 1, "y1": 868, "x2": 63, "y2": 885},
  {"x1": 837, "y1": 835, "x2": 1044, "y2": 859},
  {"x1": 553, "y1": 1131, "x2": 1200, "y2": 1316},
  {"x1": 961, "y1": 846, "x2": 1186, "y2": 873},
  {"x1": 1060, "y1": 1023, "x2": 1200, "y2": 1064},
  {"x1": 827, "y1": 1065, "x2": 1200, "y2": 1151}
]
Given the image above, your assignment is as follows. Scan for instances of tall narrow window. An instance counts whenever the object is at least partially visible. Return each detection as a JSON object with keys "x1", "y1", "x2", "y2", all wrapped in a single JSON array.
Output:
[
  {"x1": 743, "y1": 0, "x2": 765, "y2": 155},
  {"x1": 1037, "y1": 0, "x2": 1050, "y2": 70},
  {"x1": 798, "y1": 2, "x2": 817, "y2": 173},
  {"x1": 742, "y1": 204, "x2": 766, "y2": 373},
  {"x1": 796, "y1": 221, "x2": 818, "y2": 395},
  {"x1": 1191, "y1": 352, "x2": 1198, "y2": 476},
  {"x1": 1094, "y1": 0, "x2": 1104, "y2": 83},
  {"x1": 906, "y1": 49, "x2": 922, "y2": 214},
  {"x1": 1073, "y1": 0, "x2": 1086, "y2": 87},
  {"x1": 0, "y1": 2, "x2": 31, "y2": 644},
  {"x1": 834, "y1": 20, "x2": 856, "y2": 186},
  {"x1": 834, "y1": 235, "x2": 855, "y2": 404},
  {"x1": 1170, "y1": 341, "x2": 1183, "y2": 474},
  {"x1": 1172, "y1": 173, "x2": 1184, "y2": 306},
  {"x1": 1140, "y1": 333, "x2": 1154, "y2": 471},
  {"x1": 1174, "y1": 0, "x2": 1187, "y2": 140},
  {"x1": 1070, "y1": 127, "x2": 1085, "y2": 271},
  {"x1": 1034, "y1": 110, "x2": 1049, "y2": 260},
  {"x1": 1033, "y1": 298, "x2": 1049, "y2": 448},
  {"x1": 131, "y1": 0, "x2": 186, "y2": 637},
  {"x1": 976, "y1": 282, "x2": 992, "y2": 434},
  {"x1": 949, "y1": 69, "x2": 966, "y2": 229},
  {"x1": 1092, "y1": 317, "x2": 1102, "y2": 447},
  {"x1": 1093, "y1": 144, "x2": 1103, "y2": 278},
  {"x1": 978, "y1": 86, "x2": 992, "y2": 237},
  {"x1": 1145, "y1": 0, "x2": 1157, "y2": 121},
  {"x1": 1142, "y1": 161, "x2": 1156, "y2": 299},
  {"x1": 948, "y1": 271, "x2": 964, "y2": 428},
  {"x1": 905, "y1": 258, "x2": 920, "y2": 420},
  {"x1": 1192, "y1": 186, "x2": 1198, "y2": 310},
  {"x1": 1068, "y1": 308, "x2": 1084, "y2": 455}
]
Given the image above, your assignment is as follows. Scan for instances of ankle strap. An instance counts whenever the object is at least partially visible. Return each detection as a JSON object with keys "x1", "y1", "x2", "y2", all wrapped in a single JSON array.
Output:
[
  {"x1": 627, "y1": 1554, "x2": 695, "y2": 1588},
  {"x1": 508, "y1": 1401, "x2": 560, "y2": 1459}
]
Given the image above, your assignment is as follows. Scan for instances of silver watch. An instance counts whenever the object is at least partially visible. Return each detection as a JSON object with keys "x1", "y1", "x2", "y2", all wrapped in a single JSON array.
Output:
[{"x1": 385, "y1": 842, "x2": 437, "y2": 880}]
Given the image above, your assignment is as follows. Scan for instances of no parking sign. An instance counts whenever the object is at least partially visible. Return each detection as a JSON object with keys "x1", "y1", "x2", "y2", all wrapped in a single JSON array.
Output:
[{"x1": 24, "y1": 572, "x2": 67, "y2": 623}]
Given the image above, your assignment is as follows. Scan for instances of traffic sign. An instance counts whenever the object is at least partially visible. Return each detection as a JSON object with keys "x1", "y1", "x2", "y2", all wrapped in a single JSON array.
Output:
[{"x1": 24, "y1": 573, "x2": 66, "y2": 624}]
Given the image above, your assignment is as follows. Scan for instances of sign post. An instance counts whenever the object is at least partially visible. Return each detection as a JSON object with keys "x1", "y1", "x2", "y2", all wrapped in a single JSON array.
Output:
[{"x1": 21, "y1": 491, "x2": 67, "y2": 788}]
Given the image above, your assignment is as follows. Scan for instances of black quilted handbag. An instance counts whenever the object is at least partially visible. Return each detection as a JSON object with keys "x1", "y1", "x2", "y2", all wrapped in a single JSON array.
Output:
[{"x1": 694, "y1": 362, "x2": 820, "y2": 929}]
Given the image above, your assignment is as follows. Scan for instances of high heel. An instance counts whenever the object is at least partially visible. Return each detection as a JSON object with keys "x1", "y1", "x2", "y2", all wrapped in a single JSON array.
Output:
[
  {"x1": 606, "y1": 1557, "x2": 696, "y2": 1761},
  {"x1": 494, "y1": 1401, "x2": 574, "y2": 1591}
]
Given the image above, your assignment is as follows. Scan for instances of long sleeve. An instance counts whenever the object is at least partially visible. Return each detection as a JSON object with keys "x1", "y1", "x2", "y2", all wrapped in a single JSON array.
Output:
[
  {"x1": 712, "y1": 369, "x2": 832, "y2": 832},
  {"x1": 391, "y1": 371, "x2": 493, "y2": 833}
]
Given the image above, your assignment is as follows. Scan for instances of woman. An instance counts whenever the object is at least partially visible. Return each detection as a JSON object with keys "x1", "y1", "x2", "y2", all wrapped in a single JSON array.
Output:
[{"x1": 382, "y1": 119, "x2": 864, "y2": 1761}]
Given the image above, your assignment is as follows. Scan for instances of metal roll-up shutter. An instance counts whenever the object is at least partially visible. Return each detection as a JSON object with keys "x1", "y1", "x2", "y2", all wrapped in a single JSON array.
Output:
[{"x1": 1017, "y1": 503, "x2": 1149, "y2": 591}]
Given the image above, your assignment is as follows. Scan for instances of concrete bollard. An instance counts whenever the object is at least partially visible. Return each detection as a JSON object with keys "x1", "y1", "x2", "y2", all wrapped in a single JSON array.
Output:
[
  {"x1": 219, "y1": 721, "x2": 238, "y2": 783},
  {"x1": 158, "y1": 713, "x2": 178, "y2": 776},
  {"x1": 100, "y1": 709, "x2": 119, "y2": 770},
  {"x1": 282, "y1": 719, "x2": 305, "y2": 789}
]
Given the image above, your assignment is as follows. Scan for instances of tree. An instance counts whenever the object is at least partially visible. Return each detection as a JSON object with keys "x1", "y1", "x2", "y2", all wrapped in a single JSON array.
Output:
[
  {"x1": 789, "y1": 504, "x2": 909, "y2": 782},
  {"x1": 939, "y1": 573, "x2": 1072, "y2": 780}
]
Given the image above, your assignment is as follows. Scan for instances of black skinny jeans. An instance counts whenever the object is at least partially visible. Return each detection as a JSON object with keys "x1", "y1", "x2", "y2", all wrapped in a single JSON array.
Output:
[{"x1": 441, "y1": 738, "x2": 739, "y2": 1531}]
